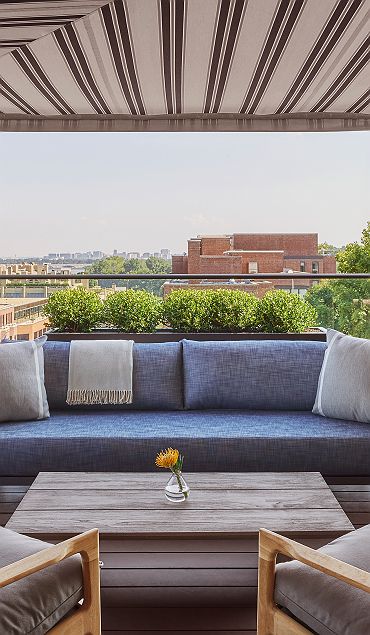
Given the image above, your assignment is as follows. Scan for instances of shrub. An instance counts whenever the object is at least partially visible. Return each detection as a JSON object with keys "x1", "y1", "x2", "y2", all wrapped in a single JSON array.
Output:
[
  {"x1": 162, "y1": 289, "x2": 208, "y2": 332},
  {"x1": 204, "y1": 289, "x2": 259, "y2": 331},
  {"x1": 256, "y1": 290, "x2": 318, "y2": 333},
  {"x1": 104, "y1": 290, "x2": 162, "y2": 332},
  {"x1": 163, "y1": 289, "x2": 259, "y2": 332},
  {"x1": 44, "y1": 287, "x2": 103, "y2": 332}
]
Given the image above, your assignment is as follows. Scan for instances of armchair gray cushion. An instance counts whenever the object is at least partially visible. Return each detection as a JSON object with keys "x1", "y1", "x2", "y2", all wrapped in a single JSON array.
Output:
[
  {"x1": 0, "y1": 526, "x2": 83, "y2": 635},
  {"x1": 275, "y1": 524, "x2": 370, "y2": 635}
]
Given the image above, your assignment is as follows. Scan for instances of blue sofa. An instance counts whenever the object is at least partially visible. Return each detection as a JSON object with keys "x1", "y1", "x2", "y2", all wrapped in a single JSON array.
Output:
[{"x1": 1, "y1": 339, "x2": 369, "y2": 476}]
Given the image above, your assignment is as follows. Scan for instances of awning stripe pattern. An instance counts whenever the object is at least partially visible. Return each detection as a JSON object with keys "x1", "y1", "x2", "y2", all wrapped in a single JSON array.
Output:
[
  {"x1": 101, "y1": 0, "x2": 146, "y2": 115},
  {"x1": 0, "y1": 1, "x2": 109, "y2": 56},
  {"x1": 348, "y1": 87, "x2": 370, "y2": 111},
  {"x1": 311, "y1": 34, "x2": 370, "y2": 111},
  {"x1": 204, "y1": 0, "x2": 247, "y2": 114},
  {"x1": 240, "y1": 0, "x2": 306, "y2": 114},
  {"x1": 56, "y1": 22, "x2": 112, "y2": 114},
  {"x1": 0, "y1": 75, "x2": 39, "y2": 115},
  {"x1": 0, "y1": 0, "x2": 368, "y2": 131},
  {"x1": 12, "y1": 47, "x2": 75, "y2": 115},
  {"x1": 277, "y1": 0, "x2": 363, "y2": 113}
]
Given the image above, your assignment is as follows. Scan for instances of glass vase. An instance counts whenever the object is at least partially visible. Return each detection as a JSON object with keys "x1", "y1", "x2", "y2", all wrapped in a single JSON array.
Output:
[{"x1": 165, "y1": 471, "x2": 190, "y2": 503}]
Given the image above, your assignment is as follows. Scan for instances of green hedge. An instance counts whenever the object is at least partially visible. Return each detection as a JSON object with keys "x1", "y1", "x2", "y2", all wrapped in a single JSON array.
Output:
[
  {"x1": 44, "y1": 287, "x2": 318, "y2": 333},
  {"x1": 256, "y1": 290, "x2": 317, "y2": 333},
  {"x1": 104, "y1": 290, "x2": 162, "y2": 332},
  {"x1": 44, "y1": 287, "x2": 103, "y2": 332},
  {"x1": 162, "y1": 289, "x2": 259, "y2": 332}
]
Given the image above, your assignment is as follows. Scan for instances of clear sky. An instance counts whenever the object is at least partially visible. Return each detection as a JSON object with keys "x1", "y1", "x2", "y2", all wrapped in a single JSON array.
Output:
[{"x1": 0, "y1": 131, "x2": 369, "y2": 258}]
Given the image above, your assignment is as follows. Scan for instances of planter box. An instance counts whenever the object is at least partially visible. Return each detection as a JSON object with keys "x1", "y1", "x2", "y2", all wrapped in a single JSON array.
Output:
[{"x1": 46, "y1": 329, "x2": 326, "y2": 343}]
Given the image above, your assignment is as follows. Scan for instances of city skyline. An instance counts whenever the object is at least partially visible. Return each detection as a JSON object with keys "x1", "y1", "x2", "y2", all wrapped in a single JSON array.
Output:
[
  {"x1": 0, "y1": 248, "x2": 172, "y2": 261},
  {"x1": 0, "y1": 236, "x2": 342, "y2": 262},
  {"x1": 0, "y1": 131, "x2": 369, "y2": 257}
]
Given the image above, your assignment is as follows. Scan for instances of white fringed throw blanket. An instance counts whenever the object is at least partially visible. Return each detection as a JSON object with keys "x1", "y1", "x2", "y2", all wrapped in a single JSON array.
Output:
[{"x1": 66, "y1": 340, "x2": 133, "y2": 405}]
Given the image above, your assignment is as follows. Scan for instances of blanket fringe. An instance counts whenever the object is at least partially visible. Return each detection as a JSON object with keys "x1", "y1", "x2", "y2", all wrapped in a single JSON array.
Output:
[{"x1": 66, "y1": 389, "x2": 133, "y2": 405}]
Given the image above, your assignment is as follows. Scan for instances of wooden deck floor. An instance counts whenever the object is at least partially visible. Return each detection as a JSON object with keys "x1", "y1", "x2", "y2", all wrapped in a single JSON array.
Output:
[{"x1": 1, "y1": 475, "x2": 369, "y2": 635}]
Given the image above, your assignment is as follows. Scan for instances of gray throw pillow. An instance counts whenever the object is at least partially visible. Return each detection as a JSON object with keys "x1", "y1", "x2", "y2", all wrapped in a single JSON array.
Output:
[
  {"x1": 0, "y1": 336, "x2": 50, "y2": 422},
  {"x1": 313, "y1": 329, "x2": 370, "y2": 423}
]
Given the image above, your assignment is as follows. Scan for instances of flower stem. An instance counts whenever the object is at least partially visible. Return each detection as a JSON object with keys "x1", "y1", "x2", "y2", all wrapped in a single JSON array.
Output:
[{"x1": 171, "y1": 468, "x2": 183, "y2": 493}]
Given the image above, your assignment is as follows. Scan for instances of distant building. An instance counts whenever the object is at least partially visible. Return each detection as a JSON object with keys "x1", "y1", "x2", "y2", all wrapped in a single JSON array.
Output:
[
  {"x1": 168, "y1": 233, "x2": 336, "y2": 296},
  {"x1": 0, "y1": 304, "x2": 17, "y2": 340},
  {"x1": 160, "y1": 249, "x2": 171, "y2": 260},
  {"x1": 111, "y1": 249, "x2": 171, "y2": 260},
  {"x1": 0, "y1": 261, "x2": 94, "y2": 303},
  {"x1": 0, "y1": 262, "x2": 49, "y2": 276},
  {"x1": 113, "y1": 250, "x2": 128, "y2": 258},
  {"x1": 0, "y1": 298, "x2": 48, "y2": 341}
]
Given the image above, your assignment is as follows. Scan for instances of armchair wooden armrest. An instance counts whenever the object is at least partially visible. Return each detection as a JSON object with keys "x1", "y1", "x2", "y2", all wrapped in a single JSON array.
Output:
[
  {"x1": 257, "y1": 528, "x2": 370, "y2": 635},
  {"x1": 0, "y1": 528, "x2": 101, "y2": 635}
]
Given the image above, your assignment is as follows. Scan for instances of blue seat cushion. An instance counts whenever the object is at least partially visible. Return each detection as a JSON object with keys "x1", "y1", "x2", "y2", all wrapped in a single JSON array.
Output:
[
  {"x1": 44, "y1": 341, "x2": 184, "y2": 410},
  {"x1": 1, "y1": 410, "x2": 369, "y2": 475},
  {"x1": 183, "y1": 339, "x2": 326, "y2": 410}
]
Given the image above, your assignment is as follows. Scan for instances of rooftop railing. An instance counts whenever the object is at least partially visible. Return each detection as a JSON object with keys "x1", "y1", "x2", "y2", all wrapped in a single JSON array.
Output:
[
  {"x1": 0, "y1": 273, "x2": 369, "y2": 281},
  {"x1": 1, "y1": 272, "x2": 368, "y2": 341}
]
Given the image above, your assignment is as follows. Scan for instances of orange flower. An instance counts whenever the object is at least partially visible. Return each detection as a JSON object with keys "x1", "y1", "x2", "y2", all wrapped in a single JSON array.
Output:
[{"x1": 155, "y1": 447, "x2": 179, "y2": 469}]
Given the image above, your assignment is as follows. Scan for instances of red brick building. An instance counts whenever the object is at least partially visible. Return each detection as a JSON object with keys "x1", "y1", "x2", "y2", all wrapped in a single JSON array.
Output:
[{"x1": 169, "y1": 233, "x2": 336, "y2": 296}]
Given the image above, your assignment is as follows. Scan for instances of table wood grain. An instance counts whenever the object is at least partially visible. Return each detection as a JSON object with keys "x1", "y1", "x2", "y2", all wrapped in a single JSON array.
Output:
[{"x1": 7, "y1": 472, "x2": 353, "y2": 538}]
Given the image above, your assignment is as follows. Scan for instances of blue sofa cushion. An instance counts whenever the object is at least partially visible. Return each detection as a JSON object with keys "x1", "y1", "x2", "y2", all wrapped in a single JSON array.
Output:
[
  {"x1": 183, "y1": 339, "x2": 326, "y2": 411},
  {"x1": 0, "y1": 410, "x2": 369, "y2": 476},
  {"x1": 44, "y1": 341, "x2": 183, "y2": 410}
]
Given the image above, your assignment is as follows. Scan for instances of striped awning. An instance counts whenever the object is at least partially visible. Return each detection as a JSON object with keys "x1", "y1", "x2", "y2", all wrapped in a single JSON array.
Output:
[{"x1": 0, "y1": 0, "x2": 369, "y2": 132}]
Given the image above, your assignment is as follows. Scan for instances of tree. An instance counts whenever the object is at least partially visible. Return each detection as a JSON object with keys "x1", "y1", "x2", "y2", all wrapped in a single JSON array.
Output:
[
  {"x1": 318, "y1": 242, "x2": 341, "y2": 255},
  {"x1": 146, "y1": 256, "x2": 171, "y2": 274},
  {"x1": 86, "y1": 256, "x2": 126, "y2": 288},
  {"x1": 305, "y1": 223, "x2": 370, "y2": 338},
  {"x1": 304, "y1": 283, "x2": 338, "y2": 330},
  {"x1": 85, "y1": 256, "x2": 171, "y2": 296},
  {"x1": 124, "y1": 258, "x2": 148, "y2": 274},
  {"x1": 305, "y1": 280, "x2": 369, "y2": 339},
  {"x1": 87, "y1": 256, "x2": 125, "y2": 274},
  {"x1": 336, "y1": 222, "x2": 370, "y2": 273}
]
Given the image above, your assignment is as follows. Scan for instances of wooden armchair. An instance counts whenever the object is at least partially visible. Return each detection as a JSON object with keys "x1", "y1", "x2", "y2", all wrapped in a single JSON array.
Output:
[
  {"x1": 0, "y1": 528, "x2": 101, "y2": 635},
  {"x1": 257, "y1": 527, "x2": 370, "y2": 635}
]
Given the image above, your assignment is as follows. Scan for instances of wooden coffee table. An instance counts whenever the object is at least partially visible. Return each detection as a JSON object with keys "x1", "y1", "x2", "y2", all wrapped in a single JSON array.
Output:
[
  {"x1": 7, "y1": 472, "x2": 353, "y2": 634},
  {"x1": 7, "y1": 471, "x2": 352, "y2": 537}
]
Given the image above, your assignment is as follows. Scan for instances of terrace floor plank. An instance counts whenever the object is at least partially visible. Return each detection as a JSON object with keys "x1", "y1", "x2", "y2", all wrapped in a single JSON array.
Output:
[
  {"x1": 100, "y1": 586, "x2": 258, "y2": 608},
  {"x1": 101, "y1": 607, "x2": 257, "y2": 630}
]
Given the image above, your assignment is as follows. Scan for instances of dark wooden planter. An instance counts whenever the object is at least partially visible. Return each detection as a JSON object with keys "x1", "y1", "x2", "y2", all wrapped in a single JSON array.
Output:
[{"x1": 46, "y1": 328, "x2": 326, "y2": 342}]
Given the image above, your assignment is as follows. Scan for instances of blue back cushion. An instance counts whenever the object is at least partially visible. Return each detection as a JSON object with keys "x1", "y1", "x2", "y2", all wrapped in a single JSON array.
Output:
[
  {"x1": 183, "y1": 339, "x2": 326, "y2": 411},
  {"x1": 44, "y1": 341, "x2": 184, "y2": 410}
]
